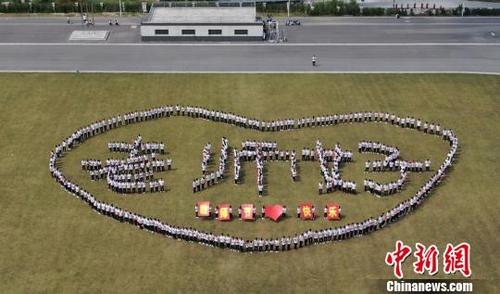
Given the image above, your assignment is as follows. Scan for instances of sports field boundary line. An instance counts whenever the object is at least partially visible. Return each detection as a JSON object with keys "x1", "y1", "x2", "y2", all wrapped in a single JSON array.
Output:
[
  {"x1": 0, "y1": 70, "x2": 499, "y2": 75},
  {"x1": 301, "y1": 22, "x2": 500, "y2": 26}
]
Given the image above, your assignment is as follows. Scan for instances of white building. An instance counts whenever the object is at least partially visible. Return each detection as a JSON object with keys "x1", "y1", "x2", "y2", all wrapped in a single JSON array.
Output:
[{"x1": 141, "y1": 5, "x2": 263, "y2": 41}]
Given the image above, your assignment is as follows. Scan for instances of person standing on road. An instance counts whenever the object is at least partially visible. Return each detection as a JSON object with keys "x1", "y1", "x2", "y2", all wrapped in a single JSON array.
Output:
[{"x1": 312, "y1": 55, "x2": 317, "y2": 66}]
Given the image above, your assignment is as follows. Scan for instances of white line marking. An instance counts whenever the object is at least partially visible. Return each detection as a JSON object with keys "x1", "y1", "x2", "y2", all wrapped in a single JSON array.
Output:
[
  {"x1": 300, "y1": 22, "x2": 500, "y2": 26},
  {"x1": 0, "y1": 70, "x2": 498, "y2": 75},
  {"x1": 0, "y1": 23, "x2": 139, "y2": 26},
  {"x1": 0, "y1": 42, "x2": 499, "y2": 47},
  {"x1": 0, "y1": 22, "x2": 498, "y2": 27}
]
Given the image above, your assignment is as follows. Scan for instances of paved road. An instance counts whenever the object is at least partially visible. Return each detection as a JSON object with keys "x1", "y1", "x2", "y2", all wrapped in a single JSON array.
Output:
[
  {"x1": 0, "y1": 17, "x2": 141, "y2": 43},
  {"x1": 0, "y1": 43, "x2": 498, "y2": 73},
  {"x1": 0, "y1": 16, "x2": 499, "y2": 73},
  {"x1": 1, "y1": 16, "x2": 498, "y2": 44},
  {"x1": 284, "y1": 18, "x2": 500, "y2": 43}
]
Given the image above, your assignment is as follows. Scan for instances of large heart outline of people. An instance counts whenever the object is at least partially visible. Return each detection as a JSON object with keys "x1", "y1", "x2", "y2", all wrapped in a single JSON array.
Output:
[{"x1": 49, "y1": 105, "x2": 458, "y2": 252}]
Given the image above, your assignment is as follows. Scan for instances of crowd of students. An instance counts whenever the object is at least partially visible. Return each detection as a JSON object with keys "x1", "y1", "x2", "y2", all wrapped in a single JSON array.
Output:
[
  {"x1": 49, "y1": 104, "x2": 458, "y2": 252},
  {"x1": 81, "y1": 135, "x2": 170, "y2": 194},
  {"x1": 234, "y1": 141, "x2": 298, "y2": 195},
  {"x1": 317, "y1": 141, "x2": 357, "y2": 194},
  {"x1": 358, "y1": 137, "x2": 432, "y2": 196},
  {"x1": 192, "y1": 137, "x2": 229, "y2": 193}
]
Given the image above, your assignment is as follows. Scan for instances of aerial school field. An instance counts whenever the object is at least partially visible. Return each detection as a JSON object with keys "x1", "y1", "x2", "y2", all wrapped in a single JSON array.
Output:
[{"x1": 0, "y1": 73, "x2": 498, "y2": 293}]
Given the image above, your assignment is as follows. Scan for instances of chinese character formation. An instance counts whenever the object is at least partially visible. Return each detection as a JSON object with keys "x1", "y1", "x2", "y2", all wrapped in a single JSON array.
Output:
[{"x1": 81, "y1": 135, "x2": 172, "y2": 194}]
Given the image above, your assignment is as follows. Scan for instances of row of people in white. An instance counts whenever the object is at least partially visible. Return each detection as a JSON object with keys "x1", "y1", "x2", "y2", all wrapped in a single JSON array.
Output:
[
  {"x1": 108, "y1": 141, "x2": 165, "y2": 154},
  {"x1": 365, "y1": 159, "x2": 430, "y2": 172},
  {"x1": 192, "y1": 173, "x2": 221, "y2": 193},
  {"x1": 176, "y1": 105, "x2": 295, "y2": 131},
  {"x1": 257, "y1": 151, "x2": 264, "y2": 196},
  {"x1": 108, "y1": 170, "x2": 154, "y2": 182},
  {"x1": 192, "y1": 137, "x2": 229, "y2": 192},
  {"x1": 105, "y1": 153, "x2": 165, "y2": 166},
  {"x1": 291, "y1": 151, "x2": 297, "y2": 181},
  {"x1": 201, "y1": 142, "x2": 211, "y2": 174},
  {"x1": 359, "y1": 141, "x2": 400, "y2": 166},
  {"x1": 302, "y1": 147, "x2": 341, "y2": 161},
  {"x1": 242, "y1": 140, "x2": 277, "y2": 151},
  {"x1": 364, "y1": 167, "x2": 407, "y2": 196},
  {"x1": 81, "y1": 159, "x2": 102, "y2": 171},
  {"x1": 103, "y1": 158, "x2": 169, "y2": 174},
  {"x1": 237, "y1": 149, "x2": 294, "y2": 161},
  {"x1": 297, "y1": 112, "x2": 441, "y2": 134},
  {"x1": 107, "y1": 178, "x2": 165, "y2": 193},
  {"x1": 84, "y1": 157, "x2": 167, "y2": 181},
  {"x1": 234, "y1": 150, "x2": 241, "y2": 184},
  {"x1": 65, "y1": 106, "x2": 444, "y2": 142}
]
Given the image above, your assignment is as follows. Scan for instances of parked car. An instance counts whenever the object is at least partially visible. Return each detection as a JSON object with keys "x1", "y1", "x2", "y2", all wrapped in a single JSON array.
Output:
[{"x1": 285, "y1": 19, "x2": 301, "y2": 26}]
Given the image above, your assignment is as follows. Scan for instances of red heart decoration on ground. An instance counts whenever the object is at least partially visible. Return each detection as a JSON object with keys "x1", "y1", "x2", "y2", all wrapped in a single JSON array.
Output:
[{"x1": 265, "y1": 205, "x2": 284, "y2": 222}]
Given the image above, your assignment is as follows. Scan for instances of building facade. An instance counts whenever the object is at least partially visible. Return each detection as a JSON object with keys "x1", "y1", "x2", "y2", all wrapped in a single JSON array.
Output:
[{"x1": 141, "y1": 6, "x2": 263, "y2": 41}]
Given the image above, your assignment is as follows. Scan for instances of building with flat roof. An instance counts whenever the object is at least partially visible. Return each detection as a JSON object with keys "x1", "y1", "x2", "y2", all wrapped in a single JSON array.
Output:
[{"x1": 141, "y1": 4, "x2": 263, "y2": 41}]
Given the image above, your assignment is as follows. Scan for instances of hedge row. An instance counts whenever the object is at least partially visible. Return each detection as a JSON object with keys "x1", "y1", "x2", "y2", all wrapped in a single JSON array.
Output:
[
  {"x1": 256, "y1": 3, "x2": 307, "y2": 14},
  {"x1": 257, "y1": 3, "x2": 500, "y2": 17},
  {"x1": 0, "y1": 2, "x2": 150, "y2": 13},
  {"x1": 465, "y1": 7, "x2": 500, "y2": 16}
]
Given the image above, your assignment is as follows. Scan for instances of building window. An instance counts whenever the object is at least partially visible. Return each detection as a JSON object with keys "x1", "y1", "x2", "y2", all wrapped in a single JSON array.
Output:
[
  {"x1": 182, "y1": 29, "x2": 195, "y2": 35},
  {"x1": 208, "y1": 29, "x2": 222, "y2": 35},
  {"x1": 234, "y1": 29, "x2": 248, "y2": 35},
  {"x1": 155, "y1": 29, "x2": 169, "y2": 35}
]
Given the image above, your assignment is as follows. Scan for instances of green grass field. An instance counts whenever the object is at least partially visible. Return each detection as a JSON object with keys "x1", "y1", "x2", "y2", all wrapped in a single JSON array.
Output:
[{"x1": 0, "y1": 73, "x2": 498, "y2": 293}]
